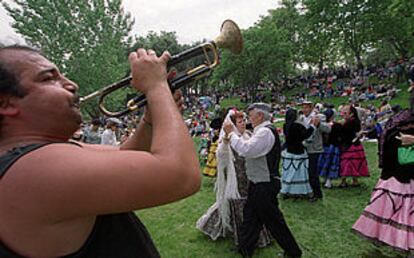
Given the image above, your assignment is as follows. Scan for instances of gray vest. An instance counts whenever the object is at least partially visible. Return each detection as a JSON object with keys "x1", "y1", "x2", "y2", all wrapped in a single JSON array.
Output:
[
  {"x1": 245, "y1": 125, "x2": 280, "y2": 183},
  {"x1": 245, "y1": 155, "x2": 271, "y2": 183}
]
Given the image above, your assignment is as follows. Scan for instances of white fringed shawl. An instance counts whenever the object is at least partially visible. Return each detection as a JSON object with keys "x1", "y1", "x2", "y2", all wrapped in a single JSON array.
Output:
[
  {"x1": 214, "y1": 110, "x2": 245, "y2": 232},
  {"x1": 196, "y1": 110, "x2": 248, "y2": 238}
]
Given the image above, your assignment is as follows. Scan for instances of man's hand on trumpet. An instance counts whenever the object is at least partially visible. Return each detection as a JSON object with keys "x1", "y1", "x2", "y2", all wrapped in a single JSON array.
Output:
[{"x1": 129, "y1": 48, "x2": 170, "y2": 95}]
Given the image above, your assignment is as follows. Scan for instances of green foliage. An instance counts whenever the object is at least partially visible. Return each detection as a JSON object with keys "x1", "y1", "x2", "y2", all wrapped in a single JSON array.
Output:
[
  {"x1": 132, "y1": 31, "x2": 186, "y2": 56},
  {"x1": 299, "y1": 0, "x2": 340, "y2": 69},
  {"x1": 212, "y1": 4, "x2": 300, "y2": 93},
  {"x1": 4, "y1": 0, "x2": 413, "y2": 103},
  {"x1": 384, "y1": 0, "x2": 414, "y2": 58},
  {"x1": 300, "y1": 0, "x2": 388, "y2": 69}
]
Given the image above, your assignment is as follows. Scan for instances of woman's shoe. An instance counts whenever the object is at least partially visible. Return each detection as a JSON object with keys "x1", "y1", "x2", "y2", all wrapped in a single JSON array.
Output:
[
  {"x1": 280, "y1": 193, "x2": 290, "y2": 200},
  {"x1": 338, "y1": 182, "x2": 348, "y2": 188},
  {"x1": 308, "y1": 196, "x2": 322, "y2": 203}
]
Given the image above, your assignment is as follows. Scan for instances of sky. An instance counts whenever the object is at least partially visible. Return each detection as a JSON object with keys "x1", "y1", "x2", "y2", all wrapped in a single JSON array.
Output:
[{"x1": 0, "y1": 0, "x2": 280, "y2": 45}]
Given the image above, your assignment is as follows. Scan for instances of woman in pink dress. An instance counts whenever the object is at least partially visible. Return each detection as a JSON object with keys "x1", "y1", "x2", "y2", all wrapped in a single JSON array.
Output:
[{"x1": 352, "y1": 90, "x2": 414, "y2": 254}]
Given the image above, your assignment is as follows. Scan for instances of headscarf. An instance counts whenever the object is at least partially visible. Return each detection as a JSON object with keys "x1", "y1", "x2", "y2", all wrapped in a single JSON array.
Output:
[{"x1": 215, "y1": 109, "x2": 244, "y2": 232}]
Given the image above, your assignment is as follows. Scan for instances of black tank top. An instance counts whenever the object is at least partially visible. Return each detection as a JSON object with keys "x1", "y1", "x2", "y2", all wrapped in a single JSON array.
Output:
[{"x1": 0, "y1": 143, "x2": 160, "y2": 258}]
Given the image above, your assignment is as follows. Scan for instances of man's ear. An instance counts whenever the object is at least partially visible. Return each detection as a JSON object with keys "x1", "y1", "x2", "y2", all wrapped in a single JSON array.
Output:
[
  {"x1": 0, "y1": 95, "x2": 19, "y2": 116},
  {"x1": 258, "y1": 111, "x2": 265, "y2": 121}
]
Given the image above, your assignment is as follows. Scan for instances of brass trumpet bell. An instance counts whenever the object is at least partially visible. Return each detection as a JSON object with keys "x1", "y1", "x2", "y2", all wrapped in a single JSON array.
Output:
[
  {"x1": 80, "y1": 19, "x2": 243, "y2": 117},
  {"x1": 215, "y1": 19, "x2": 243, "y2": 55}
]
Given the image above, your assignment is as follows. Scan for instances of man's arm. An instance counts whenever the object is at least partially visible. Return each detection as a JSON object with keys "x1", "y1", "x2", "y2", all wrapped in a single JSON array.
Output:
[
  {"x1": 120, "y1": 90, "x2": 184, "y2": 152},
  {"x1": 229, "y1": 127, "x2": 275, "y2": 158}
]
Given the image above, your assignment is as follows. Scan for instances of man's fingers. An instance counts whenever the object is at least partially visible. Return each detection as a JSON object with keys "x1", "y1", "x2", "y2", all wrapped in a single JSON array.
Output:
[
  {"x1": 137, "y1": 48, "x2": 147, "y2": 58},
  {"x1": 147, "y1": 49, "x2": 156, "y2": 56},
  {"x1": 129, "y1": 52, "x2": 138, "y2": 63},
  {"x1": 160, "y1": 51, "x2": 171, "y2": 64}
]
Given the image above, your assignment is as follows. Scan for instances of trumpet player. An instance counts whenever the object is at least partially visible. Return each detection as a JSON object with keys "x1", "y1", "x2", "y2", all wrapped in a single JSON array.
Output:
[{"x1": 0, "y1": 45, "x2": 200, "y2": 257}]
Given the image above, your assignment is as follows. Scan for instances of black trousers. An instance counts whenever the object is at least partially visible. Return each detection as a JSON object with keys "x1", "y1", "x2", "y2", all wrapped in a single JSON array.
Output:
[
  {"x1": 308, "y1": 153, "x2": 323, "y2": 198},
  {"x1": 238, "y1": 179, "x2": 302, "y2": 257}
]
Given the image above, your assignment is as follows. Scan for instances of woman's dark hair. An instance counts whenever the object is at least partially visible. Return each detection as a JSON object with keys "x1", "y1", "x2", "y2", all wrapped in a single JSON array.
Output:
[
  {"x1": 349, "y1": 105, "x2": 361, "y2": 131},
  {"x1": 91, "y1": 118, "x2": 102, "y2": 126},
  {"x1": 349, "y1": 105, "x2": 359, "y2": 120},
  {"x1": 0, "y1": 45, "x2": 40, "y2": 97},
  {"x1": 323, "y1": 108, "x2": 334, "y2": 122},
  {"x1": 283, "y1": 108, "x2": 297, "y2": 137}
]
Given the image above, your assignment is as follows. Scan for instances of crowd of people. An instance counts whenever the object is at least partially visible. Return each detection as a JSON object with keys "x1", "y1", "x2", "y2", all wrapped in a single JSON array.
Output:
[
  {"x1": 195, "y1": 90, "x2": 414, "y2": 257},
  {"x1": 192, "y1": 57, "x2": 414, "y2": 257}
]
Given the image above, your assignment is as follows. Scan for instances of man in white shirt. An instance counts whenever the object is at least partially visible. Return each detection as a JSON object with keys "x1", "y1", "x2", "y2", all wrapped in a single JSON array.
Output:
[
  {"x1": 224, "y1": 103, "x2": 302, "y2": 258},
  {"x1": 101, "y1": 120, "x2": 118, "y2": 146},
  {"x1": 298, "y1": 101, "x2": 331, "y2": 201}
]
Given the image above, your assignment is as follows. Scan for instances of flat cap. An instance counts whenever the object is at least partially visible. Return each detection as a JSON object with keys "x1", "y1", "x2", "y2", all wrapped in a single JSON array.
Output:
[{"x1": 247, "y1": 102, "x2": 271, "y2": 112}]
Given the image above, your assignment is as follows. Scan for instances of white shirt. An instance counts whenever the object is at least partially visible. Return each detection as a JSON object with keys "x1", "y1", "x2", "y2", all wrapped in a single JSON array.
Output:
[
  {"x1": 101, "y1": 129, "x2": 117, "y2": 146},
  {"x1": 300, "y1": 111, "x2": 316, "y2": 128},
  {"x1": 229, "y1": 121, "x2": 275, "y2": 159}
]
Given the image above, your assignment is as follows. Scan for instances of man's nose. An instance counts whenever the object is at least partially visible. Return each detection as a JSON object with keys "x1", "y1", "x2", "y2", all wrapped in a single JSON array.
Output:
[{"x1": 63, "y1": 78, "x2": 79, "y2": 94}]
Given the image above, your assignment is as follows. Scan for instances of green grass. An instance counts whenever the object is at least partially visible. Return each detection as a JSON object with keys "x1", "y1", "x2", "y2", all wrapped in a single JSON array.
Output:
[
  {"x1": 220, "y1": 97, "x2": 248, "y2": 110},
  {"x1": 137, "y1": 142, "x2": 405, "y2": 258}
]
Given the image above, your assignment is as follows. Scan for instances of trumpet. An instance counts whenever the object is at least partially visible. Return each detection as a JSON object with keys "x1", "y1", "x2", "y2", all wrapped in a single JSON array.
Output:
[{"x1": 80, "y1": 19, "x2": 243, "y2": 117}]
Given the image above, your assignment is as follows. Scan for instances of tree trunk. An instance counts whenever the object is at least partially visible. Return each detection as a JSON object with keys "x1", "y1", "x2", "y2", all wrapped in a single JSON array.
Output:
[
  {"x1": 318, "y1": 57, "x2": 324, "y2": 71},
  {"x1": 391, "y1": 40, "x2": 408, "y2": 60},
  {"x1": 355, "y1": 54, "x2": 364, "y2": 70}
]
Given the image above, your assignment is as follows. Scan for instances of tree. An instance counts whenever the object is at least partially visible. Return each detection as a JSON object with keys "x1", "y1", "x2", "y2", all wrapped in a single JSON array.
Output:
[
  {"x1": 379, "y1": 0, "x2": 414, "y2": 58},
  {"x1": 132, "y1": 31, "x2": 184, "y2": 56},
  {"x1": 300, "y1": 0, "x2": 339, "y2": 70},
  {"x1": 211, "y1": 5, "x2": 299, "y2": 94},
  {"x1": 3, "y1": 0, "x2": 135, "y2": 116},
  {"x1": 335, "y1": 0, "x2": 386, "y2": 69}
]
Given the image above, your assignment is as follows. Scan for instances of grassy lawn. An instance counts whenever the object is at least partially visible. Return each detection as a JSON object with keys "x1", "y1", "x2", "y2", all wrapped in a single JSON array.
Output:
[{"x1": 137, "y1": 142, "x2": 405, "y2": 258}]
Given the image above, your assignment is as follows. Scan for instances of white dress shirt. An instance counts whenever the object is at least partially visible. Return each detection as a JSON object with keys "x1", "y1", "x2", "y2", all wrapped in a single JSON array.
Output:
[
  {"x1": 229, "y1": 121, "x2": 275, "y2": 159},
  {"x1": 300, "y1": 111, "x2": 316, "y2": 128},
  {"x1": 101, "y1": 129, "x2": 117, "y2": 146}
]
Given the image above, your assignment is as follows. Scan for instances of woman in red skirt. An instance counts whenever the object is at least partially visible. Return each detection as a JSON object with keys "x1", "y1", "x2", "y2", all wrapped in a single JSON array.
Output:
[{"x1": 338, "y1": 105, "x2": 369, "y2": 187}]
